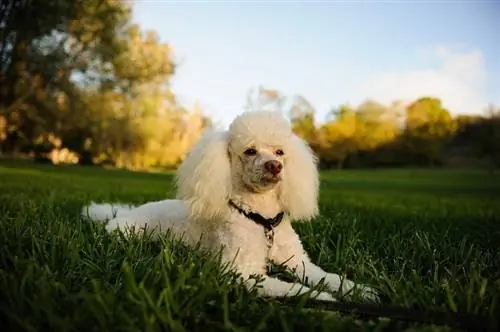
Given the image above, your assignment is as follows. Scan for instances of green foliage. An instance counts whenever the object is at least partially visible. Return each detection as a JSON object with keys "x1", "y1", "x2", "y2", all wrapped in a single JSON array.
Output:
[
  {"x1": 316, "y1": 105, "x2": 360, "y2": 168},
  {"x1": 0, "y1": 1, "x2": 498, "y2": 171},
  {"x1": 0, "y1": 0, "x2": 209, "y2": 169},
  {"x1": 247, "y1": 87, "x2": 499, "y2": 170},
  {"x1": 450, "y1": 106, "x2": 500, "y2": 172},
  {"x1": 0, "y1": 163, "x2": 499, "y2": 331},
  {"x1": 402, "y1": 98, "x2": 457, "y2": 166}
]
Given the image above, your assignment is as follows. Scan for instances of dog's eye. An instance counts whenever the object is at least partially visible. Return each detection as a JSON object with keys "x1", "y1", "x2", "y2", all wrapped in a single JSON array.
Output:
[
  {"x1": 275, "y1": 149, "x2": 284, "y2": 156},
  {"x1": 244, "y1": 148, "x2": 257, "y2": 156}
]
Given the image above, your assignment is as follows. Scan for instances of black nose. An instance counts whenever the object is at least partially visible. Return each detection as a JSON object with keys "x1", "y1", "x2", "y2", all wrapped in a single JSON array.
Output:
[{"x1": 264, "y1": 160, "x2": 283, "y2": 175}]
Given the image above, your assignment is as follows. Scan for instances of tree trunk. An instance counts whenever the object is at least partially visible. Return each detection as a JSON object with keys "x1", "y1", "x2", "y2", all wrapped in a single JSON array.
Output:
[
  {"x1": 337, "y1": 157, "x2": 344, "y2": 170},
  {"x1": 78, "y1": 151, "x2": 94, "y2": 166}
]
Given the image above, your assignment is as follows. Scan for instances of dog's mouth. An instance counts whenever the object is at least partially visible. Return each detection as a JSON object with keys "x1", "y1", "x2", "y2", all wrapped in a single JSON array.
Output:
[{"x1": 261, "y1": 174, "x2": 281, "y2": 184}]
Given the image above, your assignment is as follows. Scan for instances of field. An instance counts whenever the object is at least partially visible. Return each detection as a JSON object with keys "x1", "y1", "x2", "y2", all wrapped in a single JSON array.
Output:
[{"x1": 0, "y1": 162, "x2": 499, "y2": 331}]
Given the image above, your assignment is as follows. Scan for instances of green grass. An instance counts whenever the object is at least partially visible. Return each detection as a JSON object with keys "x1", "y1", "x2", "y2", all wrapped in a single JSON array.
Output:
[{"x1": 1, "y1": 162, "x2": 499, "y2": 331}]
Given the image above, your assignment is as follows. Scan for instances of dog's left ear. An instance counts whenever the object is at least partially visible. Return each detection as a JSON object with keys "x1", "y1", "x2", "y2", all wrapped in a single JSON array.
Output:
[{"x1": 279, "y1": 134, "x2": 319, "y2": 221}]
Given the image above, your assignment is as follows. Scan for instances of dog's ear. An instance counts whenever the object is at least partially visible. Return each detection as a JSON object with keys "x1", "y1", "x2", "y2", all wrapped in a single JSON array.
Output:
[
  {"x1": 279, "y1": 134, "x2": 319, "y2": 221},
  {"x1": 176, "y1": 130, "x2": 231, "y2": 221}
]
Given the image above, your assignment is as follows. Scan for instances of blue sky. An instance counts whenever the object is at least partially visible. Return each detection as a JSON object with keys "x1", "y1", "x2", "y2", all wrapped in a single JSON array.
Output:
[{"x1": 133, "y1": 1, "x2": 499, "y2": 126}]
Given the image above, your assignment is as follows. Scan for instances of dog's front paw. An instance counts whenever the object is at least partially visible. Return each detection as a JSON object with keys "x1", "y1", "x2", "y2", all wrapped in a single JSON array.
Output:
[
  {"x1": 336, "y1": 278, "x2": 379, "y2": 302},
  {"x1": 355, "y1": 284, "x2": 379, "y2": 302},
  {"x1": 310, "y1": 290, "x2": 337, "y2": 302}
]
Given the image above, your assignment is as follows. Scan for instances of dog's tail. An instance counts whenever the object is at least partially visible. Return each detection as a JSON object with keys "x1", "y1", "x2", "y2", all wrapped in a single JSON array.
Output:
[{"x1": 82, "y1": 201, "x2": 136, "y2": 222}]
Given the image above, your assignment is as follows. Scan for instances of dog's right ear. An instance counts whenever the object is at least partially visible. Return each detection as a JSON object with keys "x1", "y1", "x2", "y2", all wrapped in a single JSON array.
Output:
[{"x1": 176, "y1": 130, "x2": 231, "y2": 221}]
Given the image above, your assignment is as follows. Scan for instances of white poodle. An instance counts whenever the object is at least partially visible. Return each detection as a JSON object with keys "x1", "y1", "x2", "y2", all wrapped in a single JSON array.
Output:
[{"x1": 83, "y1": 110, "x2": 377, "y2": 302}]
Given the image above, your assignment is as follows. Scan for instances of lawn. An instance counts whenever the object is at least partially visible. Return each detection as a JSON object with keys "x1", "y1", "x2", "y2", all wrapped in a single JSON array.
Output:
[{"x1": 0, "y1": 162, "x2": 499, "y2": 331}]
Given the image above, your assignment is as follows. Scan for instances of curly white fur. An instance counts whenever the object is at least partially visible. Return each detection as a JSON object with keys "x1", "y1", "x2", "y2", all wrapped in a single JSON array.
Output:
[{"x1": 82, "y1": 110, "x2": 377, "y2": 302}]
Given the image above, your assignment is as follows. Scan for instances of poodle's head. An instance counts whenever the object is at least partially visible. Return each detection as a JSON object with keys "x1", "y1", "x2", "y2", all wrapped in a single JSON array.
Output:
[
  {"x1": 227, "y1": 111, "x2": 296, "y2": 193},
  {"x1": 176, "y1": 110, "x2": 319, "y2": 222}
]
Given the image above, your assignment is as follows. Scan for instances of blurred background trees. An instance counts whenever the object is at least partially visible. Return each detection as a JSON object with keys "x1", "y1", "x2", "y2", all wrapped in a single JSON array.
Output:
[
  {"x1": 0, "y1": 1, "x2": 498, "y2": 171},
  {"x1": 0, "y1": 0, "x2": 209, "y2": 170},
  {"x1": 246, "y1": 86, "x2": 499, "y2": 170}
]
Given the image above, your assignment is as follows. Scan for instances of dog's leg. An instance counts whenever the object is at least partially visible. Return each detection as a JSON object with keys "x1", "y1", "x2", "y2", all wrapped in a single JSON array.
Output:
[
  {"x1": 245, "y1": 275, "x2": 337, "y2": 302},
  {"x1": 271, "y1": 223, "x2": 378, "y2": 301},
  {"x1": 218, "y1": 235, "x2": 336, "y2": 302}
]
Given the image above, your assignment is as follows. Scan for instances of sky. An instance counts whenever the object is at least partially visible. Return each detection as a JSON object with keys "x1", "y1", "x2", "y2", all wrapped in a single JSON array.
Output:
[{"x1": 132, "y1": 1, "x2": 500, "y2": 127}]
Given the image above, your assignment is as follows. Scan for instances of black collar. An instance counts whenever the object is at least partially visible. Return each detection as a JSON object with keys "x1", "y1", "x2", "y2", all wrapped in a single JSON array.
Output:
[{"x1": 228, "y1": 200, "x2": 284, "y2": 231}]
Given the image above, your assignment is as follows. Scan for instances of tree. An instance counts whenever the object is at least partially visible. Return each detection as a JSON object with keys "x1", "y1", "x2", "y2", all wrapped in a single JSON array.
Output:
[
  {"x1": 0, "y1": 0, "x2": 131, "y2": 157},
  {"x1": 287, "y1": 95, "x2": 317, "y2": 142},
  {"x1": 244, "y1": 86, "x2": 318, "y2": 141},
  {"x1": 315, "y1": 105, "x2": 360, "y2": 169},
  {"x1": 244, "y1": 85, "x2": 287, "y2": 113},
  {"x1": 452, "y1": 105, "x2": 500, "y2": 173},
  {"x1": 354, "y1": 100, "x2": 400, "y2": 152},
  {"x1": 403, "y1": 97, "x2": 457, "y2": 166},
  {"x1": 480, "y1": 105, "x2": 500, "y2": 172},
  {"x1": 0, "y1": 0, "x2": 210, "y2": 169}
]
